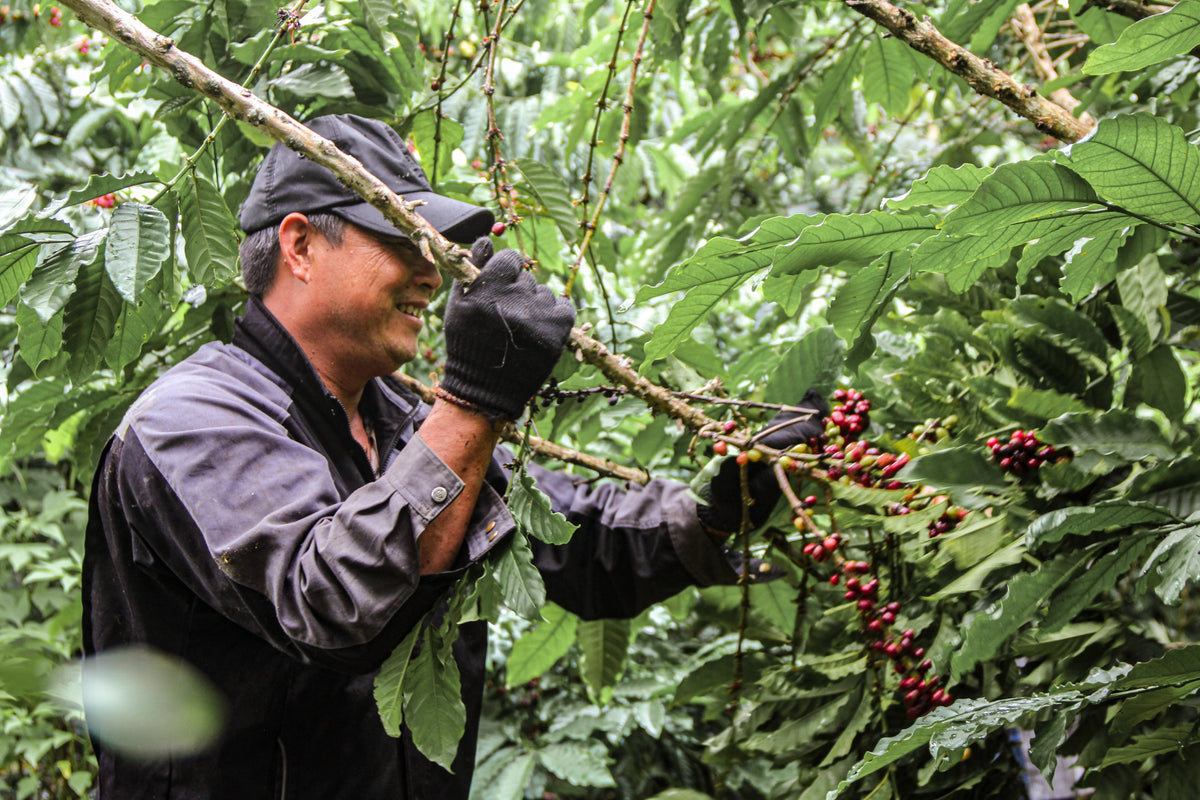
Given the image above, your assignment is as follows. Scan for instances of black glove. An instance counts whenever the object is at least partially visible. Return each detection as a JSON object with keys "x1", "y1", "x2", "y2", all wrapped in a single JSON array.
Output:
[
  {"x1": 440, "y1": 239, "x2": 576, "y2": 420},
  {"x1": 698, "y1": 388, "x2": 830, "y2": 534}
]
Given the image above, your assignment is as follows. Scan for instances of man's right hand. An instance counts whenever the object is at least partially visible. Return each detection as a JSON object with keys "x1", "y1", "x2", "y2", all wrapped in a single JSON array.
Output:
[{"x1": 440, "y1": 239, "x2": 576, "y2": 420}]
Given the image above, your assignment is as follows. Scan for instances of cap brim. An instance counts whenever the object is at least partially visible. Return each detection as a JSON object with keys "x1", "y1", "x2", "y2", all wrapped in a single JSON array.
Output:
[{"x1": 331, "y1": 193, "x2": 494, "y2": 245}]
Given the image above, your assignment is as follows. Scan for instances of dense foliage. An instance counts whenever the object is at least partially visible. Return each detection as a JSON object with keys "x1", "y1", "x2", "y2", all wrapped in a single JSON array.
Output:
[{"x1": 3, "y1": 0, "x2": 1200, "y2": 797}]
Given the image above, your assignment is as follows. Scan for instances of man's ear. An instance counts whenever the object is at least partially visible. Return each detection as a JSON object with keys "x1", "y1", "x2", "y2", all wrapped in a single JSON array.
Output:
[{"x1": 277, "y1": 212, "x2": 315, "y2": 284}]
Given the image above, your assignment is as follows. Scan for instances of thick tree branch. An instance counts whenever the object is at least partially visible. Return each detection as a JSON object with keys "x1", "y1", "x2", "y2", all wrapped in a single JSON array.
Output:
[
  {"x1": 843, "y1": 0, "x2": 1095, "y2": 142},
  {"x1": 1011, "y1": 3, "x2": 1095, "y2": 127},
  {"x1": 62, "y1": 0, "x2": 730, "y2": 443}
]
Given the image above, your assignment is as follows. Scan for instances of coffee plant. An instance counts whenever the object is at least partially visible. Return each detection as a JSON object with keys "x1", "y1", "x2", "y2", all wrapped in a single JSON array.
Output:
[{"x1": 3, "y1": 0, "x2": 1200, "y2": 797}]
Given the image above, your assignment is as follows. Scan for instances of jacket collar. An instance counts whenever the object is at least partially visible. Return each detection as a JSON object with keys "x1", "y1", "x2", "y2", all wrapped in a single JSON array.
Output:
[{"x1": 232, "y1": 297, "x2": 424, "y2": 454}]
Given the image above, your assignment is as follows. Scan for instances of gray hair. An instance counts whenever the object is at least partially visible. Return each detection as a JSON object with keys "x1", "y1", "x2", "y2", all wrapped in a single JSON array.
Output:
[{"x1": 238, "y1": 213, "x2": 347, "y2": 297}]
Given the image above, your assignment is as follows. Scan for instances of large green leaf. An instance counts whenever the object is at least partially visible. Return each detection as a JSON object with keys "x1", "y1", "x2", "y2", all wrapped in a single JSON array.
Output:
[
  {"x1": 899, "y1": 446, "x2": 1008, "y2": 492},
  {"x1": 1040, "y1": 409, "x2": 1175, "y2": 461},
  {"x1": 861, "y1": 36, "x2": 917, "y2": 115},
  {"x1": 505, "y1": 603, "x2": 578, "y2": 688},
  {"x1": 0, "y1": 184, "x2": 37, "y2": 231},
  {"x1": 106, "y1": 275, "x2": 168, "y2": 373},
  {"x1": 492, "y1": 529, "x2": 546, "y2": 621},
  {"x1": 402, "y1": 632, "x2": 466, "y2": 771},
  {"x1": 63, "y1": 252, "x2": 123, "y2": 383},
  {"x1": 578, "y1": 617, "x2": 631, "y2": 700},
  {"x1": 175, "y1": 172, "x2": 239, "y2": 285},
  {"x1": 951, "y1": 555, "x2": 1078, "y2": 680},
  {"x1": 943, "y1": 161, "x2": 1103, "y2": 236},
  {"x1": 829, "y1": 691, "x2": 1093, "y2": 798},
  {"x1": 514, "y1": 158, "x2": 579, "y2": 243},
  {"x1": 508, "y1": 470, "x2": 578, "y2": 546},
  {"x1": 0, "y1": 235, "x2": 43, "y2": 308},
  {"x1": 1128, "y1": 345, "x2": 1187, "y2": 421},
  {"x1": 372, "y1": 624, "x2": 422, "y2": 737},
  {"x1": 828, "y1": 254, "x2": 909, "y2": 345},
  {"x1": 1083, "y1": 0, "x2": 1200, "y2": 75},
  {"x1": 1062, "y1": 114, "x2": 1200, "y2": 225},
  {"x1": 1114, "y1": 644, "x2": 1200, "y2": 688},
  {"x1": 1042, "y1": 536, "x2": 1154, "y2": 632},
  {"x1": 15, "y1": 303, "x2": 63, "y2": 372},
  {"x1": 21, "y1": 231, "x2": 106, "y2": 323},
  {"x1": 1024, "y1": 501, "x2": 1177, "y2": 548},
  {"x1": 771, "y1": 210, "x2": 938, "y2": 275},
  {"x1": 1142, "y1": 525, "x2": 1200, "y2": 604},
  {"x1": 105, "y1": 203, "x2": 170, "y2": 304},
  {"x1": 44, "y1": 171, "x2": 160, "y2": 215},
  {"x1": 886, "y1": 164, "x2": 991, "y2": 210},
  {"x1": 270, "y1": 63, "x2": 355, "y2": 98},
  {"x1": 536, "y1": 741, "x2": 615, "y2": 788},
  {"x1": 763, "y1": 326, "x2": 844, "y2": 402}
]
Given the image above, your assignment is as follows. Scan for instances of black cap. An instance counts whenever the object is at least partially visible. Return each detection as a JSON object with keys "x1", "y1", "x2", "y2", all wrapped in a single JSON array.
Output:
[{"x1": 239, "y1": 114, "x2": 493, "y2": 244}]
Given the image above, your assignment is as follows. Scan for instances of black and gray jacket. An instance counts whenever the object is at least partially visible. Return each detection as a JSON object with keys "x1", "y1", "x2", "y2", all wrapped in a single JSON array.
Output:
[{"x1": 83, "y1": 297, "x2": 746, "y2": 800}]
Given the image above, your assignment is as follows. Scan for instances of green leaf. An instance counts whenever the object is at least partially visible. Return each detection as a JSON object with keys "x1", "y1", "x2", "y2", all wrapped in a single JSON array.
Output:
[
  {"x1": 886, "y1": 164, "x2": 992, "y2": 210},
  {"x1": 21, "y1": 232, "x2": 105, "y2": 323},
  {"x1": 578, "y1": 617, "x2": 631, "y2": 699},
  {"x1": 63, "y1": 251, "x2": 123, "y2": 383},
  {"x1": 372, "y1": 624, "x2": 422, "y2": 737},
  {"x1": 536, "y1": 740, "x2": 615, "y2": 788},
  {"x1": 1040, "y1": 409, "x2": 1174, "y2": 461},
  {"x1": 514, "y1": 158, "x2": 579, "y2": 243},
  {"x1": 1084, "y1": 0, "x2": 1200, "y2": 75},
  {"x1": 763, "y1": 326, "x2": 844, "y2": 403},
  {"x1": 1118, "y1": 254, "x2": 1168, "y2": 342},
  {"x1": 1062, "y1": 114, "x2": 1200, "y2": 226},
  {"x1": 900, "y1": 446, "x2": 1008, "y2": 493},
  {"x1": 1101, "y1": 723, "x2": 1200, "y2": 767},
  {"x1": 402, "y1": 632, "x2": 466, "y2": 771},
  {"x1": 505, "y1": 603, "x2": 578, "y2": 688},
  {"x1": 492, "y1": 753, "x2": 535, "y2": 800},
  {"x1": 1108, "y1": 685, "x2": 1200, "y2": 743},
  {"x1": 509, "y1": 471, "x2": 577, "y2": 545},
  {"x1": 44, "y1": 172, "x2": 160, "y2": 216},
  {"x1": 829, "y1": 691, "x2": 1091, "y2": 798},
  {"x1": 0, "y1": 235, "x2": 42, "y2": 307},
  {"x1": 492, "y1": 529, "x2": 546, "y2": 621},
  {"x1": 1006, "y1": 386, "x2": 1092, "y2": 421},
  {"x1": 105, "y1": 203, "x2": 170, "y2": 303},
  {"x1": 828, "y1": 254, "x2": 909, "y2": 344},
  {"x1": 271, "y1": 63, "x2": 355, "y2": 98},
  {"x1": 862, "y1": 36, "x2": 917, "y2": 115},
  {"x1": 106, "y1": 275, "x2": 168, "y2": 373},
  {"x1": 1114, "y1": 644, "x2": 1200, "y2": 689},
  {"x1": 952, "y1": 555, "x2": 1078, "y2": 680},
  {"x1": 1128, "y1": 345, "x2": 1187, "y2": 420},
  {"x1": 1143, "y1": 525, "x2": 1200, "y2": 604},
  {"x1": 175, "y1": 172, "x2": 239, "y2": 285},
  {"x1": 943, "y1": 161, "x2": 1104, "y2": 236},
  {"x1": 1024, "y1": 501, "x2": 1177, "y2": 548},
  {"x1": 639, "y1": 214, "x2": 825, "y2": 300},
  {"x1": 744, "y1": 693, "x2": 854, "y2": 755},
  {"x1": 771, "y1": 211, "x2": 938, "y2": 276},
  {"x1": 0, "y1": 184, "x2": 37, "y2": 231},
  {"x1": 1042, "y1": 536, "x2": 1153, "y2": 633},
  {"x1": 15, "y1": 303, "x2": 63, "y2": 372}
]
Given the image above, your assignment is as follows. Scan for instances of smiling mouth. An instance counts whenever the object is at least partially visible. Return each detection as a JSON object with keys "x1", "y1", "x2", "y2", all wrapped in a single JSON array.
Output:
[{"x1": 396, "y1": 303, "x2": 424, "y2": 317}]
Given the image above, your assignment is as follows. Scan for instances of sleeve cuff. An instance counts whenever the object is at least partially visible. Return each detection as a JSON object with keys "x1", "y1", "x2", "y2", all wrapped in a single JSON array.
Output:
[{"x1": 382, "y1": 434, "x2": 465, "y2": 527}]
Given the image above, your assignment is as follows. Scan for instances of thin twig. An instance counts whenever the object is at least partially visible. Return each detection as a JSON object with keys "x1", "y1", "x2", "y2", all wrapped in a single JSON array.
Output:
[
  {"x1": 1010, "y1": 3, "x2": 1095, "y2": 125},
  {"x1": 430, "y1": 0, "x2": 464, "y2": 188}
]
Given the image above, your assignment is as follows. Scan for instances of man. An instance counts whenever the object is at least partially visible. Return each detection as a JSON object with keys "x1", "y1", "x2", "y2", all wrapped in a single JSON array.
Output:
[{"x1": 82, "y1": 114, "x2": 821, "y2": 799}]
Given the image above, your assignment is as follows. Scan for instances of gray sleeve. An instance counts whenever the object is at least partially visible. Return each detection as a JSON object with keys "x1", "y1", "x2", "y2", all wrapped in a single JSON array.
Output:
[{"x1": 114, "y1": 375, "x2": 479, "y2": 664}]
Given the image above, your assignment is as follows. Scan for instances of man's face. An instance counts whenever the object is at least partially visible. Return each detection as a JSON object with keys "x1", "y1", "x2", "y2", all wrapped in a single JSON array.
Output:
[{"x1": 306, "y1": 222, "x2": 442, "y2": 379}]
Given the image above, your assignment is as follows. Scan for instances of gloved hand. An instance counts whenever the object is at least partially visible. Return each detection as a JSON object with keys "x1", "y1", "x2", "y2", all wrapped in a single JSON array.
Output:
[
  {"x1": 698, "y1": 388, "x2": 830, "y2": 535},
  {"x1": 440, "y1": 238, "x2": 576, "y2": 420}
]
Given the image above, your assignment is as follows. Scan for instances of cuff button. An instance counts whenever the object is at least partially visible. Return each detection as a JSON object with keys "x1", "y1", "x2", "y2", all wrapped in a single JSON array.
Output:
[{"x1": 431, "y1": 486, "x2": 449, "y2": 503}]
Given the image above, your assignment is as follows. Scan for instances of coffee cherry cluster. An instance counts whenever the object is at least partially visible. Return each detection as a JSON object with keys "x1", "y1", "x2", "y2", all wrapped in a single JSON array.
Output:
[
  {"x1": 987, "y1": 429, "x2": 1063, "y2": 476},
  {"x1": 536, "y1": 377, "x2": 628, "y2": 408},
  {"x1": 829, "y1": 388, "x2": 870, "y2": 439},
  {"x1": 87, "y1": 193, "x2": 116, "y2": 209},
  {"x1": 801, "y1": 531, "x2": 841, "y2": 563},
  {"x1": 0, "y1": 3, "x2": 60, "y2": 24},
  {"x1": 927, "y1": 505, "x2": 968, "y2": 538}
]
